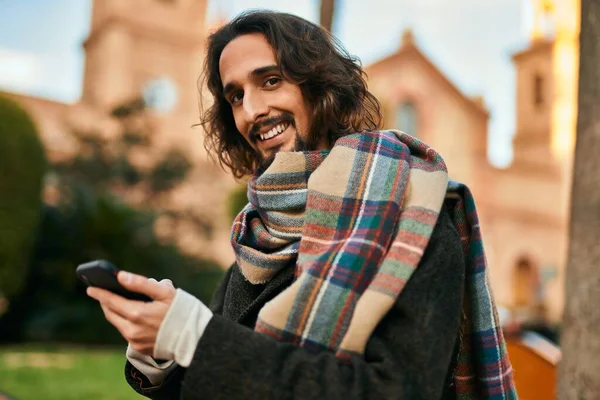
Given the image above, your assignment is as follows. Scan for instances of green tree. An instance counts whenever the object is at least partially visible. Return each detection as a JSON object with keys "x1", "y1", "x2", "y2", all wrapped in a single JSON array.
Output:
[
  {"x1": 228, "y1": 183, "x2": 249, "y2": 221},
  {"x1": 54, "y1": 99, "x2": 211, "y2": 239},
  {"x1": 0, "y1": 97, "x2": 223, "y2": 344},
  {"x1": 0, "y1": 182, "x2": 223, "y2": 343},
  {"x1": 0, "y1": 96, "x2": 46, "y2": 299}
]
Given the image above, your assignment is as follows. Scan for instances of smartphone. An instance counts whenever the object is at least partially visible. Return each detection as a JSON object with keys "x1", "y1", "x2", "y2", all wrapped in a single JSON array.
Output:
[{"x1": 76, "y1": 260, "x2": 152, "y2": 302}]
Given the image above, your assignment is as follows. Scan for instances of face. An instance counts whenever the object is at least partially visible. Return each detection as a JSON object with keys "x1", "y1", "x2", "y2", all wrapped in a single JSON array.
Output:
[{"x1": 219, "y1": 33, "x2": 327, "y2": 167}]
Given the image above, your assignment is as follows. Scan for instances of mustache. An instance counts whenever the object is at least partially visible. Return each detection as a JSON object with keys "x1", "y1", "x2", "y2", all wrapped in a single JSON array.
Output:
[{"x1": 248, "y1": 113, "x2": 294, "y2": 142}]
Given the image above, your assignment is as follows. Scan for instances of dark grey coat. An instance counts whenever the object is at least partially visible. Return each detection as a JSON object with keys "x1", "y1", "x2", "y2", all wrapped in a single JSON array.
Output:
[{"x1": 125, "y1": 207, "x2": 465, "y2": 400}]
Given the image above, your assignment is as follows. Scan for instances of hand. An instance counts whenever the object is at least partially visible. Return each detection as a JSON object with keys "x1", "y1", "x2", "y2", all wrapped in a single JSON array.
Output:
[{"x1": 86, "y1": 271, "x2": 176, "y2": 356}]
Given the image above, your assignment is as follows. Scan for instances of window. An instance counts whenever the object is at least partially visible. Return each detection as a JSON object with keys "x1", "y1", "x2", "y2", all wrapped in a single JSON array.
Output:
[
  {"x1": 534, "y1": 74, "x2": 544, "y2": 108},
  {"x1": 513, "y1": 256, "x2": 540, "y2": 308},
  {"x1": 396, "y1": 101, "x2": 418, "y2": 136}
]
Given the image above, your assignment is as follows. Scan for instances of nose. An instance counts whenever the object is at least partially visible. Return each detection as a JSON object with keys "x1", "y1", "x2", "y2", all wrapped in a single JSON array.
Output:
[{"x1": 243, "y1": 90, "x2": 269, "y2": 125}]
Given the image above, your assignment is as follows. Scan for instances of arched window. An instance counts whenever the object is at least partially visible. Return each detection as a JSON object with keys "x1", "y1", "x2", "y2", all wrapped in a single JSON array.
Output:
[
  {"x1": 534, "y1": 74, "x2": 545, "y2": 108},
  {"x1": 396, "y1": 101, "x2": 418, "y2": 136},
  {"x1": 513, "y1": 256, "x2": 540, "y2": 308}
]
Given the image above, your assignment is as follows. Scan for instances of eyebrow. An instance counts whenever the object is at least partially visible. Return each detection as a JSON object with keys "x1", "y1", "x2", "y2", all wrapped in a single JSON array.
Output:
[{"x1": 222, "y1": 65, "x2": 280, "y2": 97}]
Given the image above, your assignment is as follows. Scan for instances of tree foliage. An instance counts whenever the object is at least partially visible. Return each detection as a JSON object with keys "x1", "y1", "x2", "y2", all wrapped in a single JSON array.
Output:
[
  {"x1": 53, "y1": 101, "x2": 210, "y2": 238},
  {"x1": 228, "y1": 183, "x2": 249, "y2": 221},
  {"x1": 0, "y1": 96, "x2": 46, "y2": 299},
  {"x1": 0, "y1": 98, "x2": 224, "y2": 344},
  {"x1": 0, "y1": 182, "x2": 223, "y2": 343}
]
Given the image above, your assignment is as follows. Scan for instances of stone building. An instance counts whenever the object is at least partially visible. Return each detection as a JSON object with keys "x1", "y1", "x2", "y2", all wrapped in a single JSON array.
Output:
[
  {"x1": 3, "y1": 0, "x2": 580, "y2": 323},
  {"x1": 3, "y1": 0, "x2": 238, "y2": 267},
  {"x1": 366, "y1": 0, "x2": 580, "y2": 324}
]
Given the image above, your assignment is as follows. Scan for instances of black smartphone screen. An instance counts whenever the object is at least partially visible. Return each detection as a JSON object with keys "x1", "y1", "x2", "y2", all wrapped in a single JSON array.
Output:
[{"x1": 76, "y1": 260, "x2": 152, "y2": 302}]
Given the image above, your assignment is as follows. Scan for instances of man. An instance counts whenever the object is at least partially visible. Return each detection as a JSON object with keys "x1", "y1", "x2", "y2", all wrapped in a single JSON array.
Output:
[{"x1": 87, "y1": 10, "x2": 516, "y2": 400}]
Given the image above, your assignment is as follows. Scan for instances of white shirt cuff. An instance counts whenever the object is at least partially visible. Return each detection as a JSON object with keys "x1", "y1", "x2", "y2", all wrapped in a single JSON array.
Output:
[
  {"x1": 126, "y1": 345, "x2": 178, "y2": 386},
  {"x1": 153, "y1": 288, "x2": 213, "y2": 367}
]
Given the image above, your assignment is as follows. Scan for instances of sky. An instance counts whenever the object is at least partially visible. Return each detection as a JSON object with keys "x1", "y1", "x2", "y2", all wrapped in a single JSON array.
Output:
[{"x1": 0, "y1": 0, "x2": 531, "y2": 167}]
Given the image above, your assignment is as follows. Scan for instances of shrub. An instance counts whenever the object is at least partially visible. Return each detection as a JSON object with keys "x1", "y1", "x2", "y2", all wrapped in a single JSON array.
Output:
[
  {"x1": 0, "y1": 183, "x2": 224, "y2": 343},
  {"x1": 0, "y1": 96, "x2": 46, "y2": 299}
]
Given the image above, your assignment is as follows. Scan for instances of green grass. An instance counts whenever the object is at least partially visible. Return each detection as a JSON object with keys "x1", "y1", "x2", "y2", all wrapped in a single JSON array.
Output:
[{"x1": 0, "y1": 345, "x2": 144, "y2": 400}]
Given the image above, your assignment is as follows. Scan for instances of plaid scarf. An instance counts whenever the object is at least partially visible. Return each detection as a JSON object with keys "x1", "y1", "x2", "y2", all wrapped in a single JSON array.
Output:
[{"x1": 231, "y1": 130, "x2": 516, "y2": 399}]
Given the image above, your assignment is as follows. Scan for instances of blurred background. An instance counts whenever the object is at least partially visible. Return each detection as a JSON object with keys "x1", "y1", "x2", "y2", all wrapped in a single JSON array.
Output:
[{"x1": 0, "y1": 0, "x2": 579, "y2": 398}]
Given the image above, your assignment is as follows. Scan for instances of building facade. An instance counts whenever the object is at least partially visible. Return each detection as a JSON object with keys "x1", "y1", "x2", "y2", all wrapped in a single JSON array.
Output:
[
  {"x1": 4, "y1": 0, "x2": 580, "y2": 323},
  {"x1": 366, "y1": 0, "x2": 580, "y2": 324},
  {"x1": 4, "y1": 0, "x2": 239, "y2": 267}
]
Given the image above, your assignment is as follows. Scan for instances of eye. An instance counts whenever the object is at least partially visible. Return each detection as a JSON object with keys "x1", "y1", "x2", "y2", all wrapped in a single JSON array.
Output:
[
  {"x1": 229, "y1": 92, "x2": 243, "y2": 105},
  {"x1": 264, "y1": 76, "x2": 282, "y2": 87}
]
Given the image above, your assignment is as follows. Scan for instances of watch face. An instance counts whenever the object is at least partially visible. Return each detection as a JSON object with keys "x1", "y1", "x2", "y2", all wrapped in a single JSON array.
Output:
[{"x1": 142, "y1": 77, "x2": 179, "y2": 113}]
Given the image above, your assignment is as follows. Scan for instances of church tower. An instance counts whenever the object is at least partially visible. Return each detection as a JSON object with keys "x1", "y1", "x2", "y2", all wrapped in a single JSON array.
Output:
[
  {"x1": 81, "y1": 0, "x2": 208, "y2": 120},
  {"x1": 512, "y1": 0, "x2": 580, "y2": 168},
  {"x1": 484, "y1": 0, "x2": 580, "y2": 323},
  {"x1": 509, "y1": 0, "x2": 580, "y2": 241}
]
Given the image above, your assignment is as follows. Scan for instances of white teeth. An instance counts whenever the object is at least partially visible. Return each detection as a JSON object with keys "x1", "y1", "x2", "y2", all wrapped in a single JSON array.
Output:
[{"x1": 260, "y1": 123, "x2": 288, "y2": 141}]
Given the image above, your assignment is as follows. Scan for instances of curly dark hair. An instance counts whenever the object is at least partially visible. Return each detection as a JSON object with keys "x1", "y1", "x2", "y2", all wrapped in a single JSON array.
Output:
[{"x1": 200, "y1": 10, "x2": 383, "y2": 178}]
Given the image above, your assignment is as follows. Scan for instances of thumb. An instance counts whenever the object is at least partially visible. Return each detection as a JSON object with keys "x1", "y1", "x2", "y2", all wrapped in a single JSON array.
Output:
[{"x1": 118, "y1": 271, "x2": 173, "y2": 301}]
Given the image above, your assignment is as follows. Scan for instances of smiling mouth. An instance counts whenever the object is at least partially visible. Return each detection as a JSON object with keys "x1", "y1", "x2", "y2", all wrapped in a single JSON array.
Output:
[{"x1": 258, "y1": 122, "x2": 290, "y2": 141}]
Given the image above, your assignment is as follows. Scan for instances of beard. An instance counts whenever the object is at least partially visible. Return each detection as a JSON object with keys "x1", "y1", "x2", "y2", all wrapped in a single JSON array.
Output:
[
  {"x1": 255, "y1": 122, "x2": 322, "y2": 172},
  {"x1": 256, "y1": 134, "x2": 311, "y2": 172}
]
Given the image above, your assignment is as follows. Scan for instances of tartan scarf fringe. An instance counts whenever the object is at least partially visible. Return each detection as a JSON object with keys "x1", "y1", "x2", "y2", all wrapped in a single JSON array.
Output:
[{"x1": 231, "y1": 130, "x2": 517, "y2": 399}]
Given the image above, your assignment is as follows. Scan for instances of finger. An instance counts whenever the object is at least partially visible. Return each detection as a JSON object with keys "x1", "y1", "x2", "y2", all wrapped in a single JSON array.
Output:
[
  {"x1": 89, "y1": 286, "x2": 146, "y2": 320},
  {"x1": 101, "y1": 305, "x2": 154, "y2": 349},
  {"x1": 118, "y1": 271, "x2": 173, "y2": 301},
  {"x1": 159, "y1": 279, "x2": 174, "y2": 289},
  {"x1": 100, "y1": 304, "x2": 131, "y2": 336},
  {"x1": 148, "y1": 277, "x2": 174, "y2": 290},
  {"x1": 87, "y1": 286, "x2": 118, "y2": 301}
]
